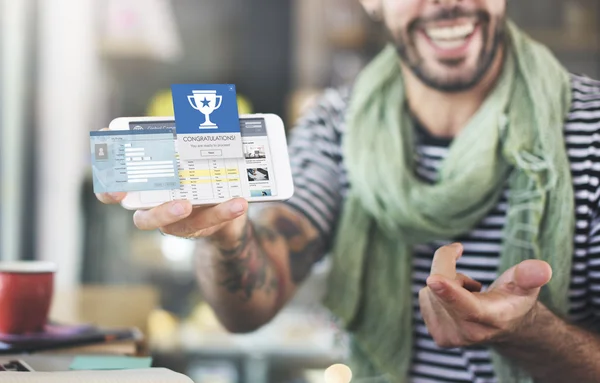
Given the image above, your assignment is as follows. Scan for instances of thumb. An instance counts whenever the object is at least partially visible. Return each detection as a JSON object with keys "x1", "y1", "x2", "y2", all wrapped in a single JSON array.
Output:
[
  {"x1": 515, "y1": 260, "x2": 553, "y2": 290},
  {"x1": 498, "y1": 260, "x2": 553, "y2": 296}
]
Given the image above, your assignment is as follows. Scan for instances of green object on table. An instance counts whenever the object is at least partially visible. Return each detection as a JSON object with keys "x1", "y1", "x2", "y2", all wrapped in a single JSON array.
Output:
[{"x1": 69, "y1": 356, "x2": 152, "y2": 370}]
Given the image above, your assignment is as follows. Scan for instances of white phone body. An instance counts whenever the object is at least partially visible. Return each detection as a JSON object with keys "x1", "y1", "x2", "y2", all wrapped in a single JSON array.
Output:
[{"x1": 108, "y1": 114, "x2": 294, "y2": 210}]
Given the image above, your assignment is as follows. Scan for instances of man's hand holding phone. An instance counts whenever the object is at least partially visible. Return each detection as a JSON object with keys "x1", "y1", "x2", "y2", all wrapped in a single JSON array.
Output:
[
  {"x1": 96, "y1": 192, "x2": 248, "y2": 245},
  {"x1": 92, "y1": 111, "x2": 297, "y2": 333}
]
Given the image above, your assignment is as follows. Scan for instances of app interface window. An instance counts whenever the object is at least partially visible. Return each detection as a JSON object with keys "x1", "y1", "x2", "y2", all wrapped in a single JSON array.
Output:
[
  {"x1": 90, "y1": 129, "x2": 180, "y2": 193},
  {"x1": 129, "y1": 118, "x2": 277, "y2": 204}
]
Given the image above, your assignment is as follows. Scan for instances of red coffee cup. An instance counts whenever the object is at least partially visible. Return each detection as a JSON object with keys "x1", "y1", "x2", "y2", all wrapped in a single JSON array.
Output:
[{"x1": 0, "y1": 261, "x2": 56, "y2": 334}]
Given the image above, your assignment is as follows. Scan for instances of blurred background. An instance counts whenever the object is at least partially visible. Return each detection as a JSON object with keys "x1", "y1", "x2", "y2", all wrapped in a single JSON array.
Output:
[{"x1": 1, "y1": 0, "x2": 599, "y2": 382}]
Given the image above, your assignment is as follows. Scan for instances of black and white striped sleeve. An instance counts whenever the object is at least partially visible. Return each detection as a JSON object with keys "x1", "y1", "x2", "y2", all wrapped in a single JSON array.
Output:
[
  {"x1": 568, "y1": 75, "x2": 600, "y2": 325},
  {"x1": 283, "y1": 89, "x2": 349, "y2": 250}
]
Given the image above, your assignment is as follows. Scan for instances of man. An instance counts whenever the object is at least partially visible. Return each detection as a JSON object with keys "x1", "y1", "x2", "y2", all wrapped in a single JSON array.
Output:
[{"x1": 98, "y1": 0, "x2": 600, "y2": 381}]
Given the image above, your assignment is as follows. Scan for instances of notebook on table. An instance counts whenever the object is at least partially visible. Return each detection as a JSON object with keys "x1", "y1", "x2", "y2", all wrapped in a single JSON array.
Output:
[{"x1": 0, "y1": 324, "x2": 141, "y2": 354}]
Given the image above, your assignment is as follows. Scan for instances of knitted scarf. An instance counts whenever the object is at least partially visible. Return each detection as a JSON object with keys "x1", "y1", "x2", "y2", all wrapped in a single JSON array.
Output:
[{"x1": 323, "y1": 21, "x2": 574, "y2": 383}]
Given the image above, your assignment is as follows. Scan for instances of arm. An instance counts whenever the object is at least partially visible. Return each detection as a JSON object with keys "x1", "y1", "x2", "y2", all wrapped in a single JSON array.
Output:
[
  {"x1": 195, "y1": 203, "x2": 325, "y2": 333},
  {"x1": 194, "y1": 89, "x2": 348, "y2": 332},
  {"x1": 494, "y1": 302, "x2": 600, "y2": 383},
  {"x1": 194, "y1": 88, "x2": 347, "y2": 331}
]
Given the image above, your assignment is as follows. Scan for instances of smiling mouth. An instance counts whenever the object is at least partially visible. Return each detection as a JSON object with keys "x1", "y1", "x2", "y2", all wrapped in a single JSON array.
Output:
[{"x1": 422, "y1": 21, "x2": 478, "y2": 50}]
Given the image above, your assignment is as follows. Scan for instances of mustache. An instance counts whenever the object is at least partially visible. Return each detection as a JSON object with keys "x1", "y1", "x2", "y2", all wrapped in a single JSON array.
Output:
[{"x1": 409, "y1": 8, "x2": 490, "y2": 32}]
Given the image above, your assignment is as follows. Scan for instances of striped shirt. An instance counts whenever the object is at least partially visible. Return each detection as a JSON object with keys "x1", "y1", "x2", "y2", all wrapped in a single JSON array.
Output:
[{"x1": 284, "y1": 74, "x2": 600, "y2": 383}]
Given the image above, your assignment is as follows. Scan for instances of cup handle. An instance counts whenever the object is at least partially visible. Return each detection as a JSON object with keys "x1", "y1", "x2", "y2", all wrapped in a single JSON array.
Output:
[
  {"x1": 188, "y1": 95, "x2": 199, "y2": 110},
  {"x1": 214, "y1": 95, "x2": 223, "y2": 110}
]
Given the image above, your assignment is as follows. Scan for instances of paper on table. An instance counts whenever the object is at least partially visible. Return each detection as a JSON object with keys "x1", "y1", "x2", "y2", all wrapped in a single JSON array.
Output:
[{"x1": 0, "y1": 368, "x2": 193, "y2": 383}]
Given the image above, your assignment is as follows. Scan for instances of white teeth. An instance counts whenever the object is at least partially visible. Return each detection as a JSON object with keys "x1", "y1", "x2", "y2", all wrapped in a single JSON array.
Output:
[
  {"x1": 431, "y1": 39, "x2": 466, "y2": 49},
  {"x1": 425, "y1": 23, "x2": 475, "y2": 41}
]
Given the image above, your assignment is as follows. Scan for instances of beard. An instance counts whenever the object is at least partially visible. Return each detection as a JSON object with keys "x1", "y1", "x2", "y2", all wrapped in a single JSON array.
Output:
[{"x1": 390, "y1": 7, "x2": 507, "y2": 93}]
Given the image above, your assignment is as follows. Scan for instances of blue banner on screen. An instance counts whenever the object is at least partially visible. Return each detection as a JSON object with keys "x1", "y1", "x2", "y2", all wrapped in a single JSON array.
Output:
[{"x1": 171, "y1": 84, "x2": 243, "y2": 160}]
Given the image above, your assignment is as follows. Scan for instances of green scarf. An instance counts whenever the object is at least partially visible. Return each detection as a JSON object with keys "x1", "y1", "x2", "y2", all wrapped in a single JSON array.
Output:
[{"x1": 323, "y1": 21, "x2": 574, "y2": 382}]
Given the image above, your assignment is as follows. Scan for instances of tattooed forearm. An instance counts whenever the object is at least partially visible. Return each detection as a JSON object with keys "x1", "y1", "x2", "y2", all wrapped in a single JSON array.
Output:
[
  {"x1": 216, "y1": 220, "x2": 276, "y2": 300},
  {"x1": 196, "y1": 203, "x2": 327, "y2": 329},
  {"x1": 274, "y1": 215, "x2": 323, "y2": 283},
  {"x1": 213, "y1": 205, "x2": 325, "y2": 298}
]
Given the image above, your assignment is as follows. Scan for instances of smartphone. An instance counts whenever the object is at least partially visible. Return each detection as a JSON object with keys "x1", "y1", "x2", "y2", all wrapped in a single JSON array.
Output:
[{"x1": 108, "y1": 114, "x2": 294, "y2": 210}]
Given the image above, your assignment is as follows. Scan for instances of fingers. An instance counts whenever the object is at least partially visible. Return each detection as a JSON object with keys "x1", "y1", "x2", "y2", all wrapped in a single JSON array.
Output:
[
  {"x1": 430, "y1": 243, "x2": 463, "y2": 279},
  {"x1": 96, "y1": 192, "x2": 127, "y2": 204},
  {"x1": 456, "y1": 273, "x2": 482, "y2": 292},
  {"x1": 491, "y1": 259, "x2": 552, "y2": 297},
  {"x1": 506, "y1": 259, "x2": 552, "y2": 297},
  {"x1": 514, "y1": 260, "x2": 552, "y2": 290},
  {"x1": 161, "y1": 198, "x2": 248, "y2": 236},
  {"x1": 133, "y1": 200, "x2": 194, "y2": 230},
  {"x1": 426, "y1": 275, "x2": 482, "y2": 319},
  {"x1": 134, "y1": 198, "x2": 247, "y2": 235}
]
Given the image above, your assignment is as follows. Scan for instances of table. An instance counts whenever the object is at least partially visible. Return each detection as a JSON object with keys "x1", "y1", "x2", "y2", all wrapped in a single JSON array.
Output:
[{"x1": 150, "y1": 306, "x2": 347, "y2": 383}]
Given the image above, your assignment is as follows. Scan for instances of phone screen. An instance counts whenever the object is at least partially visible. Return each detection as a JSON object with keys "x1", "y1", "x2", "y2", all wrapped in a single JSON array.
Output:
[{"x1": 128, "y1": 118, "x2": 278, "y2": 204}]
